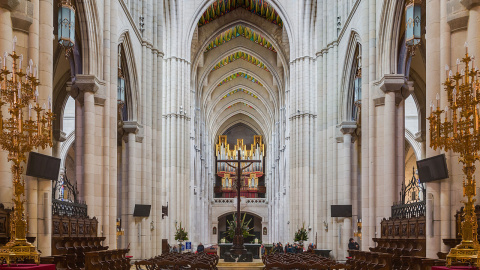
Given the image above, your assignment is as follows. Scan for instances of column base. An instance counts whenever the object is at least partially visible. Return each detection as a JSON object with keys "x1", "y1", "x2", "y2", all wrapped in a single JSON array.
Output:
[
  {"x1": 0, "y1": 240, "x2": 40, "y2": 265},
  {"x1": 446, "y1": 240, "x2": 480, "y2": 266}
]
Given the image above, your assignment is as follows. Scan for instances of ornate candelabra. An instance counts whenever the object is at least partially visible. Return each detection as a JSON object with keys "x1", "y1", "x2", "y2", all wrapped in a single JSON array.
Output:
[
  {"x1": 428, "y1": 43, "x2": 480, "y2": 266},
  {"x1": 0, "y1": 38, "x2": 54, "y2": 265}
]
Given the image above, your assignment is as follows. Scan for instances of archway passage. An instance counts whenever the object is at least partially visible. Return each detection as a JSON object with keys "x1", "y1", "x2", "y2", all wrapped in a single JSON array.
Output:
[{"x1": 191, "y1": 0, "x2": 290, "y2": 246}]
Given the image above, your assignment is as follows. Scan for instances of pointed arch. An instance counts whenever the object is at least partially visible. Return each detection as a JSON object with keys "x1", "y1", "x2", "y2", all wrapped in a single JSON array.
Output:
[
  {"x1": 118, "y1": 31, "x2": 140, "y2": 121},
  {"x1": 75, "y1": 0, "x2": 103, "y2": 76},
  {"x1": 340, "y1": 30, "x2": 362, "y2": 122}
]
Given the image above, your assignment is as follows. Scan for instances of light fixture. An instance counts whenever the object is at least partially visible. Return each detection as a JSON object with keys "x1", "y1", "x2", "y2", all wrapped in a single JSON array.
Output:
[
  {"x1": 58, "y1": 0, "x2": 75, "y2": 57},
  {"x1": 428, "y1": 43, "x2": 480, "y2": 266},
  {"x1": 0, "y1": 38, "x2": 54, "y2": 265},
  {"x1": 405, "y1": 0, "x2": 422, "y2": 55}
]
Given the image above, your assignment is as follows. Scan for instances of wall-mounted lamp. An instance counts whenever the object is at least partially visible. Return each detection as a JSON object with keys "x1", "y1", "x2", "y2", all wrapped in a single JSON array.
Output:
[
  {"x1": 308, "y1": 225, "x2": 312, "y2": 231},
  {"x1": 116, "y1": 218, "x2": 125, "y2": 238},
  {"x1": 323, "y1": 221, "x2": 328, "y2": 231},
  {"x1": 353, "y1": 219, "x2": 362, "y2": 239},
  {"x1": 150, "y1": 221, "x2": 155, "y2": 231}
]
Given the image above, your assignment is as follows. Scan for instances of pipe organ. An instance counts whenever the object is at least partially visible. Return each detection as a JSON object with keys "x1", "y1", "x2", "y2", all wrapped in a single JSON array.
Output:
[{"x1": 215, "y1": 135, "x2": 265, "y2": 198}]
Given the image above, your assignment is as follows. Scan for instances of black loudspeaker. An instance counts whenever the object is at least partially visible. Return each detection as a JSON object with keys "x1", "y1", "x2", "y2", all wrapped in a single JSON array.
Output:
[
  {"x1": 26, "y1": 152, "x2": 61, "y2": 180},
  {"x1": 417, "y1": 154, "x2": 449, "y2": 183},
  {"x1": 331, "y1": 205, "x2": 352, "y2": 217},
  {"x1": 133, "y1": 204, "x2": 151, "y2": 217}
]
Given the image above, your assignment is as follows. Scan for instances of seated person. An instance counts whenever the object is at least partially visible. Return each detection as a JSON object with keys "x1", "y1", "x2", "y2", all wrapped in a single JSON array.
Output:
[{"x1": 197, "y1": 242, "x2": 205, "y2": 253}]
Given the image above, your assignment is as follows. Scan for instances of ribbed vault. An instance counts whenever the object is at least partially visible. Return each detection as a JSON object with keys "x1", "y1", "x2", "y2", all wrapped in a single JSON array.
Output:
[{"x1": 191, "y1": 0, "x2": 289, "y2": 173}]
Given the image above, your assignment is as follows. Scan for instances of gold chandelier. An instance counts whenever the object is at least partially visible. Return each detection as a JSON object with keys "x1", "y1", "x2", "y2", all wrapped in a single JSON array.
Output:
[
  {"x1": 0, "y1": 37, "x2": 54, "y2": 265},
  {"x1": 428, "y1": 43, "x2": 480, "y2": 266}
]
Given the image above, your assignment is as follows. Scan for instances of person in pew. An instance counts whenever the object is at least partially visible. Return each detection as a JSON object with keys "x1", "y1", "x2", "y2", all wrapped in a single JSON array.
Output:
[
  {"x1": 348, "y1": 238, "x2": 359, "y2": 257},
  {"x1": 197, "y1": 242, "x2": 204, "y2": 253}
]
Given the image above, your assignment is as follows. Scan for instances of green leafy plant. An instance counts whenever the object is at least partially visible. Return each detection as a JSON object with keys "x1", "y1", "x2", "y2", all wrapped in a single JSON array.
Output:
[
  {"x1": 224, "y1": 213, "x2": 254, "y2": 241},
  {"x1": 294, "y1": 223, "x2": 308, "y2": 242},
  {"x1": 174, "y1": 222, "x2": 189, "y2": 241}
]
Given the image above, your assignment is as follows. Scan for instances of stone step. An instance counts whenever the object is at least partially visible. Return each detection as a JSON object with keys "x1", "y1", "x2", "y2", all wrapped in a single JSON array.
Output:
[{"x1": 217, "y1": 261, "x2": 264, "y2": 270}]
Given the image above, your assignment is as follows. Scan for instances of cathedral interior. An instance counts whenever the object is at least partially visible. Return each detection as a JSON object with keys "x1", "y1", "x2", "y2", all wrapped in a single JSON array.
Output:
[{"x1": 0, "y1": 0, "x2": 479, "y2": 268}]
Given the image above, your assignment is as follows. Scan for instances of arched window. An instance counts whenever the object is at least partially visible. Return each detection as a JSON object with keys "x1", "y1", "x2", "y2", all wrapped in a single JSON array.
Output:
[
  {"x1": 350, "y1": 44, "x2": 362, "y2": 121},
  {"x1": 118, "y1": 45, "x2": 129, "y2": 121}
]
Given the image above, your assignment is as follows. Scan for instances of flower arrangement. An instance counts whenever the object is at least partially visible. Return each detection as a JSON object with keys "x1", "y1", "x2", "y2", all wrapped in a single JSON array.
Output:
[
  {"x1": 225, "y1": 213, "x2": 254, "y2": 241},
  {"x1": 294, "y1": 223, "x2": 308, "y2": 243},
  {"x1": 174, "y1": 222, "x2": 189, "y2": 241}
]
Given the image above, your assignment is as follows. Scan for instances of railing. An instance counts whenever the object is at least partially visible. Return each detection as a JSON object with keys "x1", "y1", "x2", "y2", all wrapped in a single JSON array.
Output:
[
  {"x1": 52, "y1": 199, "x2": 88, "y2": 217},
  {"x1": 245, "y1": 198, "x2": 267, "y2": 204},
  {"x1": 212, "y1": 198, "x2": 267, "y2": 205},
  {"x1": 391, "y1": 200, "x2": 426, "y2": 219},
  {"x1": 213, "y1": 198, "x2": 234, "y2": 204}
]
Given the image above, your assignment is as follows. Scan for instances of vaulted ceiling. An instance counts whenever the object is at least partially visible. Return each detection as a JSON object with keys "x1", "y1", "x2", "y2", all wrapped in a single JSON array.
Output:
[{"x1": 191, "y1": 0, "x2": 289, "y2": 145}]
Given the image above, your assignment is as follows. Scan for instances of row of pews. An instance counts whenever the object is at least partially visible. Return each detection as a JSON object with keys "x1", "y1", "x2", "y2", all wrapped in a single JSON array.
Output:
[
  {"x1": 41, "y1": 249, "x2": 130, "y2": 270},
  {"x1": 263, "y1": 253, "x2": 349, "y2": 269},
  {"x1": 85, "y1": 249, "x2": 130, "y2": 270},
  {"x1": 347, "y1": 250, "x2": 445, "y2": 270},
  {"x1": 135, "y1": 253, "x2": 219, "y2": 270}
]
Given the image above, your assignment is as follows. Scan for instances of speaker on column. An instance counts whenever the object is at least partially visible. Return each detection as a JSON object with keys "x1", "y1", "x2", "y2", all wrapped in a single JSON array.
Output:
[
  {"x1": 133, "y1": 204, "x2": 151, "y2": 217},
  {"x1": 26, "y1": 152, "x2": 61, "y2": 180}
]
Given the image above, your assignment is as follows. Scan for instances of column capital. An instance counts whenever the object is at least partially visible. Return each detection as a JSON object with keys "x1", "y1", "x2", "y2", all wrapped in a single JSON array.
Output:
[
  {"x1": 53, "y1": 129, "x2": 67, "y2": 142},
  {"x1": 0, "y1": 0, "x2": 20, "y2": 11},
  {"x1": 377, "y1": 74, "x2": 407, "y2": 93},
  {"x1": 70, "y1": 75, "x2": 105, "y2": 104},
  {"x1": 340, "y1": 121, "x2": 357, "y2": 135},
  {"x1": 123, "y1": 121, "x2": 140, "y2": 134},
  {"x1": 414, "y1": 130, "x2": 426, "y2": 142},
  {"x1": 461, "y1": 0, "x2": 480, "y2": 9}
]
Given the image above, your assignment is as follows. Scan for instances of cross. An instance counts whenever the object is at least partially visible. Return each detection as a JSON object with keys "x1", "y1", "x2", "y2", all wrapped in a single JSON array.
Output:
[{"x1": 217, "y1": 149, "x2": 261, "y2": 255}]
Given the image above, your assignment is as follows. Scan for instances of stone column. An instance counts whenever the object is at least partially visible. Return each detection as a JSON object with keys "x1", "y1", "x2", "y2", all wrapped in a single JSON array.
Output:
[
  {"x1": 71, "y1": 75, "x2": 101, "y2": 218},
  {"x1": 123, "y1": 121, "x2": 139, "y2": 258},
  {"x1": 426, "y1": 0, "x2": 442, "y2": 257},
  {"x1": 340, "y1": 121, "x2": 356, "y2": 257},
  {"x1": 379, "y1": 74, "x2": 406, "y2": 219},
  {"x1": 0, "y1": 2, "x2": 14, "y2": 207}
]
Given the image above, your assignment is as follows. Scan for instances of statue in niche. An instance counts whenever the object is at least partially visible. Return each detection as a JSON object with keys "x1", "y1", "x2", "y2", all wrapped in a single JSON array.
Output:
[
  {"x1": 213, "y1": 227, "x2": 217, "y2": 235},
  {"x1": 263, "y1": 227, "x2": 267, "y2": 235}
]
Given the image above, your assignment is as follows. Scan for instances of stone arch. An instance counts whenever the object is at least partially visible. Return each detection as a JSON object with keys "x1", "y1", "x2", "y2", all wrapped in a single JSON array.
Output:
[
  {"x1": 376, "y1": 0, "x2": 405, "y2": 77},
  {"x1": 339, "y1": 30, "x2": 362, "y2": 122},
  {"x1": 212, "y1": 111, "x2": 269, "y2": 142},
  {"x1": 405, "y1": 129, "x2": 421, "y2": 160},
  {"x1": 217, "y1": 210, "x2": 266, "y2": 223},
  {"x1": 118, "y1": 31, "x2": 140, "y2": 121},
  {"x1": 74, "y1": 0, "x2": 103, "y2": 76},
  {"x1": 216, "y1": 117, "x2": 265, "y2": 139},
  {"x1": 185, "y1": 0, "x2": 294, "y2": 62},
  {"x1": 207, "y1": 85, "x2": 274, "y2": 120},
  {"x1": 60, "y1": 131, "x2": 76, "y2": 171}
]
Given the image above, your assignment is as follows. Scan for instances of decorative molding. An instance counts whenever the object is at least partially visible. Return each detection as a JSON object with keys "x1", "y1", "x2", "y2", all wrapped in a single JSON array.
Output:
[
  {"x1": 0, "y1": 0, "x2": 20, "y2": 11},
  {"x1": 123, "y1": 121, "x2": 140, "y2": 134},
  {"x1": 447, "y1": 0, "x2": 469, "y2": 32},
  {"x1": 460, "y1": 0, "x2": 480, "y2": 9},
  {"x1": 11, "y1": 0, "x2": 33, "y2": 33},
  {"x1": 377, "y1": 74, "x2": 407, "y2": 93},
  {"x1": 340, "y1": 121, "x2": 357, "y2": 135}
]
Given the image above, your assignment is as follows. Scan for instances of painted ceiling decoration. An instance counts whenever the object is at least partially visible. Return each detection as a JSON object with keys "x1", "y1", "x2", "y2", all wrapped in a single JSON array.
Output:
[
  {"x1": 217, "y1": 72, "x2": 263, "y2": 87},
  {"x1": 198, "y1": 0, "x2": 283, "y2": 28},
  {"x1": 221, "y1": 88, "x2": 259, "y2": 100},
  {"x1": 212, "y1": 51, "x2": 269, "y2": 72},
  {"x1": 205, "y1": 25, "x2": 277, "y2": 53},
  {"x1": 225, "y1": 102, "x2": 255, "y2": 111}
]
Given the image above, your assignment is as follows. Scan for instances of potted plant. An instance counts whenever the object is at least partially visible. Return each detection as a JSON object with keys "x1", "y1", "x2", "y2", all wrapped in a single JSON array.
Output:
[
  {"x1": 224, "y1": 213, "x2": 254, "y2": 242},
  {"x1": 175, "y1": 222, "x2": 188, "y2": 251},
  {"x1": 294, "y1": 223, "x2": 308, "y2": 246}
]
